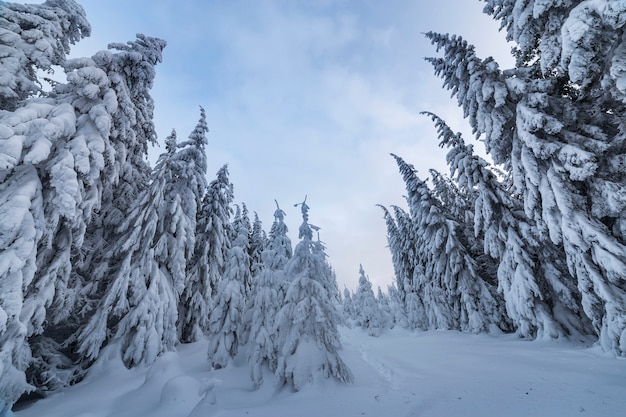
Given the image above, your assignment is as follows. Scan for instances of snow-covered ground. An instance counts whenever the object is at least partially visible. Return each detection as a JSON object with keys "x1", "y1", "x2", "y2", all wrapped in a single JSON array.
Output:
[{"x1": 15, "y1": 327, "x2": 626, "y2": 417}]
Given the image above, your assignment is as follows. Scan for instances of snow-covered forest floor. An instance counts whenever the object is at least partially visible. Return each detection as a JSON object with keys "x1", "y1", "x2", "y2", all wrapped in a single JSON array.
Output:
[{"x1": 15, "y1": 327, "x2": 626, "y2": 417}]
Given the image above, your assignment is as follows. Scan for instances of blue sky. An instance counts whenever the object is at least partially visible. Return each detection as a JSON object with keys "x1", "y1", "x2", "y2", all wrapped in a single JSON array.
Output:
[{"x1": 68, "y1": 0, "x2": 512, "y2": 291}]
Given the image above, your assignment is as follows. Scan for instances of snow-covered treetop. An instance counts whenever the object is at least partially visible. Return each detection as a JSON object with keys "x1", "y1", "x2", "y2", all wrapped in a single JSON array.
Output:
[
  {"x1": 295, "y1": 195, "x2": 313, "y2": 241},
  {"x1": 0, "y1": 0, "x2": 90, "y2": 109},
  {"x1": 482, "y1": 0, "x2": 626, "y2": 100}
]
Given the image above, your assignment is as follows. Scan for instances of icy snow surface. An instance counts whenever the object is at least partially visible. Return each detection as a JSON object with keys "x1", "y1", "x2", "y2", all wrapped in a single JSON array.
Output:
[{"x1": 15, "y1": 327, "x2": 626, "y2": 417}]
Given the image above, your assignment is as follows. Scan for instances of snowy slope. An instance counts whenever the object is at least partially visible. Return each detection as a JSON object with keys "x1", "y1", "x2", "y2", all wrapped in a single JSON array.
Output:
[{"x1": 15, "y1": 327, "x2": 626, "y2": 417}]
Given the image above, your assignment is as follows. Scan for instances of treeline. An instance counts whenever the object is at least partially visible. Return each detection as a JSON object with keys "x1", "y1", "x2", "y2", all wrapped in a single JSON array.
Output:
[{"x1": 0, "y1": 1, "x2": 350, "y2": 412}]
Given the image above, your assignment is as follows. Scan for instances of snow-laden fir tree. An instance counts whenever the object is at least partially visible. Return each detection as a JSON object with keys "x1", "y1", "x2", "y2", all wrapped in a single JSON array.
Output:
[
  {"x1": 249, "y1": 212, "x2": 268, "y2": 278},
  {"x1": 274, "y1": 197, "x2": 352, "y2": 391},
  {"x1": 246, "y1": 201, "x2": 292, "y2": 388},
  {"x1": 342, "y1": 287, "x2": 355, "y2": 322},
  {"x1": 353, "y1": 265, "x2": 385, "y2": 336},
  {"x1": 0, "y1": 1, "x2": 100, "y2": 406},
  {"x1": 73, "y1": 128, "x2": 198, "y2": 368},
  {"x1": 207, "y1": 203, "x2": 249, "y2": 369},
  {"x1": 179, "y1": 164, "x2": 233, "y2": 343},
  {"x1": 426, "y1": 2, "x2": 626, "y2": 353},
  {"x1": 386, "y1": 283, "x2": 407, "y2": 329},
  {"x1": 74, "y1": 34, "x2": 166, "y2": 327},
  {"x1": 379, "y1": 205, "x2": 428, "y2": 330},
  {"x1": 377, "y1": 286, "x2": 394, "y2": 329},
  {"x1": 162, "y1": 108, "x2": 209, "y2": 295},
  {"x1": 392, "y1": 154, "x2": 508, "y2": 333},
  {"x1": 427, "y1": 112, "x2": 592, "y2": 339}
]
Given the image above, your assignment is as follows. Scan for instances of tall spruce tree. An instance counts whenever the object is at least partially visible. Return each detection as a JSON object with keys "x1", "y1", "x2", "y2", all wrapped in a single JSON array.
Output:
[
  {"x1": 246, "y1": 201, "x2": 292, "y2": 388},
  {"x1": 207, "y1": 203, "x2": 248, "y2": 369},
  {"x1": 274, "y1": 197, "x2": 352, "y2": 391},
  {"x1": 0, "y1": 1, "x2": 98, "y2": 407},
  {"x1": 392, "y1": 154, "x2": 508, "y2": 333},
  {"x1": 427, "y1": 112, "x2": 592, "y2": 339},
  {"x1": 75, "y1": 34, "x2": 166, "y2": 326},
  {"x1": 179, "y1": 165, "x2": 233, "y2": 343},
  {"x1": 74, "y1": 126, "x2": 202, "y2": 368},
  {"x1": 353, "y1": 265, "x2": 385, "y2": 336},
  {"x1": 426, "y1": 2, "x2": 626, "y2": 353}
]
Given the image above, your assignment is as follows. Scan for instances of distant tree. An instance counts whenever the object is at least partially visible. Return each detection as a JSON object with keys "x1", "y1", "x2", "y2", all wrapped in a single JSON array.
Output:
[
  {"x1": 353, "y1": 265, "x2": 385, "y2": 336},
  {"x1": 379, "y1": 205, "x2": 428, "y2": 330},
  {"x1": 386, "y1": 283, "x2": 406, "y2": 328},
  {"x1": 229, "y1": 204, "x2": 253, "y2": 295},
  {"x1": 274, "y1": 197, "x2": 352, "y2": 390},
  {"x1": 179, "y1": 165, "x2": 233, "y2": 343},
  {"x1": 377, "y1": 286, "x2": 394, "y2": 329},
  {"x1": 246, "y1": 201, "x2": 291, "y2": 388},
  {"x1": 249, "y1": 212, "x2": 268, "y2": 278},
  {"x1": 342, "y1": 287, "x2": 355, "y2": 322}
]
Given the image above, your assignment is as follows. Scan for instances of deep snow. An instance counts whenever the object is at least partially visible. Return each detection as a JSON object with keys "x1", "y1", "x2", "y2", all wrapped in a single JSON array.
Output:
[{"x1": 15, "y1": 327, "x2": 626, "y2": 417}]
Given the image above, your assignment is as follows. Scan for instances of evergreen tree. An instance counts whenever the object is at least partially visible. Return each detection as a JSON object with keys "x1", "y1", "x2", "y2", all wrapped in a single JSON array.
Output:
[
  {"x1": 249, "y1": 212, "x2": 267, "y2": 278},
  {"x1": 207, "y1": 203, "x2": 248, "y2": 369},
  {"x1": 229, "y1": 203, "x2": 253, "y2": 295},
  {"x1": 427, "y1": 112, "x2": 591, "y2": 339},
  {"x1": 163, "y1": 108, "x2": 209, "y2": 294},
  {"x1": 379, "y1": 204, "x2": 428, "y2": 330},
  {"x1": 353, "y1": 265, "x2": 385, "y2": 336},
  {"x1": 73, "y1": 129, "x2": 193, "y2": 368},
  {"x1": 76, "y1": 34, "x2": 166, "y2": 323},
  {"x1": 392, "y1": 154, "x2": 508, "y2": 333},
  {"x1": 0, "y1": 1, "x2": 106, "y2": 406},
  {"x1": 386, "y1": 283, "x2": 407, "y2": 329},
  {"x1": 246, "y1": 201, "x2": 292, "y2": 388},
  {"x1": 179, "y1": 165, "x2": 233, "y2": 343},
  {"x1": 274, "y1": 197, "x2": 352, "y2": 391},
  {"x1": 342, "y1": 287, "x2": 355, "y2": 322},
  {"x1": 426, "y1": 4, "x2": 626, "y2": 353},
  {"x1": 377, "y1": 286, "x2": 394, "y2": 329}
]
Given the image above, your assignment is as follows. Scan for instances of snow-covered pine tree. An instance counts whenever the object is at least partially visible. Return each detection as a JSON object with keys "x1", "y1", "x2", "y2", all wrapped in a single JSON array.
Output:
[
  {"x1": 246, "y1": 201, "x2": 292, "y2": 388},
  {"x1": 427, "y1": 112, "x2": 592, "y2": 339},
  {"x1": 0, "y1": 1, "x2": 106, "y2": 406},
  {"x1": 207, "y1": 203, "x2": 249, "y2": 369},
  {"x1": 378, "y1": 205, "x2": 410, "y2": 304},
  {"x1": 161, "y1": 108, "x2": 209, "y2": 296},
  {"x1": 249, "y1": 212, "x2": 267, "y2": 278},
  {"x1": 312, "y1": 232, "x2": 341, "y2": 305},
  {"x1": 426, "y1": 3, "x2": 626, "y2": 353},
  {"x1": 179, "y1": 164, "x2": 233, "y2": 343},
  {"x1": 76, "y1": 34, "x2": 166, "y2": 319},
  {"x1": 386, "y1": 283, "x2": 407, "y2": 328},
  {"x1": 274, "y1": 197, "x2": 352, "y2": 391},
  {"x1": 378, "y1": 204, "x2": 428, "y2": 330},
  {"x1": 0, "y1": 0, "x2": 90, "y2": 111},
  {"x1": 392, "y1": 154, "x2": 508, "y2": 333},
  {"x1": 228, "y1": 203, "x2": 253, "y2": 295},
  {"x1": 353, "y1": 265, "x2": 385, "y2": 336},
  {"x1": 72, "y1": 130, "x2": 184, "y2": 368},
  {"x1": 342, "y1": 287, "x2": 355, "y2": 322},
  {"x1": 377, "y1": 286, "x2": 394, "y2": 329}
]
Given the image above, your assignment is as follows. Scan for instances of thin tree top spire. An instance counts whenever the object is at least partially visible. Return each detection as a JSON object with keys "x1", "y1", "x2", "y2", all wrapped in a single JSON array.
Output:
[{"x1": 294, "y1": 195, "x2": 313, "y2": 241}]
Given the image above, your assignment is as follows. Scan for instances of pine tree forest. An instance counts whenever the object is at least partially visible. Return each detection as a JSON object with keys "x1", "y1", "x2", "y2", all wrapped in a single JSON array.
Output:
[{"x1": 2, "y1": 0, "x2": 626, "y2": 413}]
